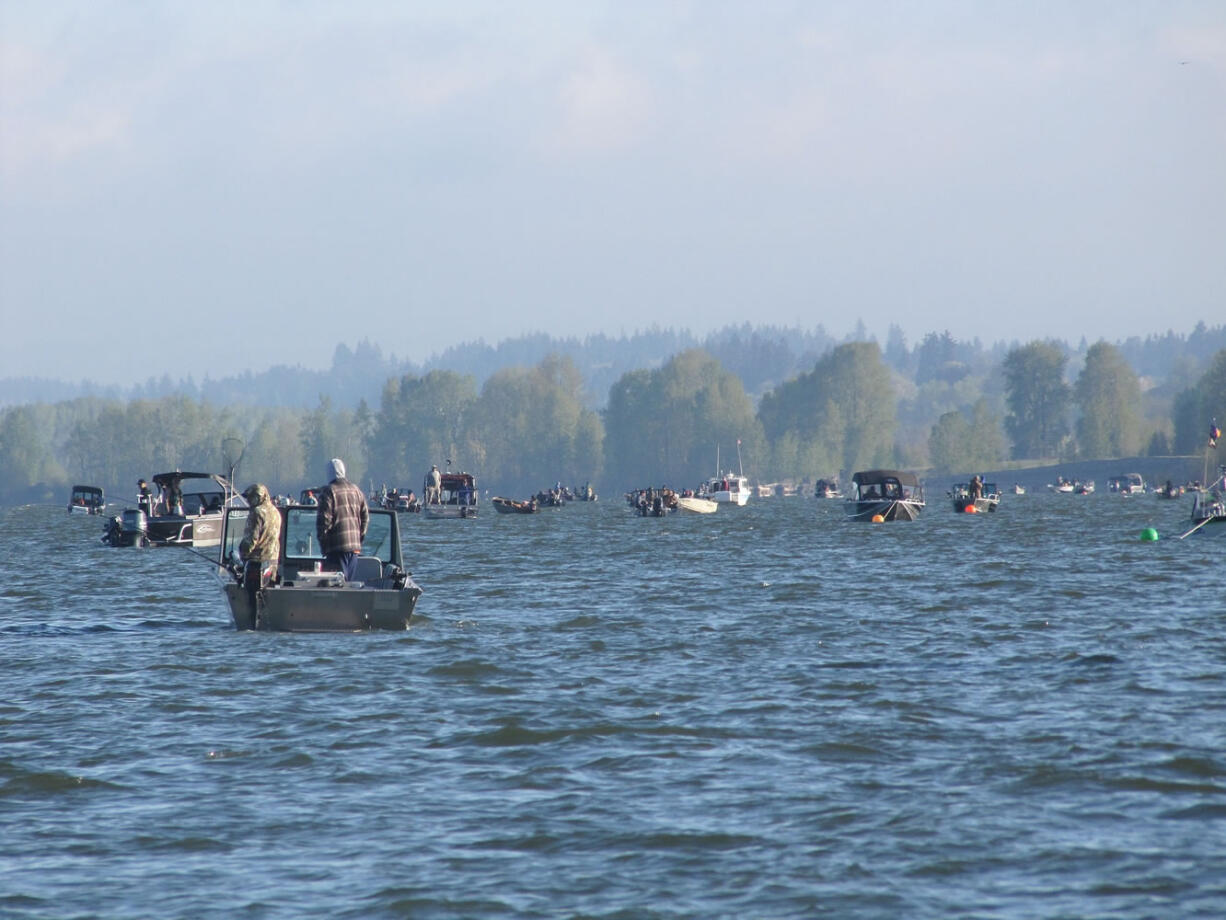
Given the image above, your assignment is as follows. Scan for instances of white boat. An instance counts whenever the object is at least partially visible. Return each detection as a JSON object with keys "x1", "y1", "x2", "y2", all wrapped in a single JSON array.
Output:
[
  {"x1": 845, "y1": 469, "x2": 925, "y2": 521},
  {"x1": 675, "y1": 496, "x2": 718, "y2": 514},
  {"x1": 1074, "y1": 480, "x2": 1095, "y2": 495},
  {"x1": 1012, "y1": 484, "x2": 1026, "y2": 495},
  {"x1": 218, "y1": 505, "x2": 423, "y2": 631},
  {"x1": 701, "y1": 442, "x2": 750, "y2": 506},
  {"x1": 703, "y1": 473, "x2": 750, "y2": 506},
  {"x1": 1049, "y1": 477, "x2": 1075, "y2": 493}
]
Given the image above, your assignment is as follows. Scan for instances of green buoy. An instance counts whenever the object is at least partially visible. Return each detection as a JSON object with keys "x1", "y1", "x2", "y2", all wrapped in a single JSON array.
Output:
[{"x1": 1140, "y1": 527, "x2": 1159, "y2": 541}]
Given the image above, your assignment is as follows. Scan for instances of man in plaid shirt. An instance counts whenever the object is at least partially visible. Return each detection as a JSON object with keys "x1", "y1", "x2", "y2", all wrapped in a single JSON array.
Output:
[{"x1": 316, "y1": 457, "x2": 369, "y2": 581}]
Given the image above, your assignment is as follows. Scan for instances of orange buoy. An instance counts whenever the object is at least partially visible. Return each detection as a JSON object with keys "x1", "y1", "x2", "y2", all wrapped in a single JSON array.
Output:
[
  {"x1": 871, "y1": 513, "x2": 885, "y2": 523},
  {"x1": 964, "y1": 504, "x2": 977, "y2": 513}
]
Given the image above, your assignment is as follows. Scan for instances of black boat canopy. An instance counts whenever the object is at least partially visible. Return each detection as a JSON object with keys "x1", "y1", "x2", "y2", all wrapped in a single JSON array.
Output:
[
  {"x1": 71, "y1": 484, "x2": 104, "y2": 497},
  {"x1": 851, "y1": 469, "x2": 921, "y2": 487},
  {"x1": 152, "y1": 472, "x2": 230, "y2": 489}
]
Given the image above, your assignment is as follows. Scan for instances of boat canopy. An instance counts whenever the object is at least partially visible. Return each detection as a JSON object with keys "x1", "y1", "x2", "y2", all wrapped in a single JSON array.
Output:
[
  {"x1": 153, "y1": 471, "x2": 232, "y2": 490},
  {"x1": 851, "y1": 469, "x2": 921, "y2": 488},
  {"x1": 71, "y1": 485, "x2": 104, "y2": 499},
  {"x1": 440, "y1": 472, "x2": 476, "y2": 490}
]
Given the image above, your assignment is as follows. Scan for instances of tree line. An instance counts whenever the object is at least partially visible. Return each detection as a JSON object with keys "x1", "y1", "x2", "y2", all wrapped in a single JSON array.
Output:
[{"x1": 2, "y1": 340, "x2": 1224, "y2": 506}]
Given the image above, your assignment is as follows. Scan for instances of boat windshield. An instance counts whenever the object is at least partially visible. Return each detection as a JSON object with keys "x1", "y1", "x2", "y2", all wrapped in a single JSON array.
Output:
[{"x1": 221, "y1": 507, "x2": 399, "y2": 566}]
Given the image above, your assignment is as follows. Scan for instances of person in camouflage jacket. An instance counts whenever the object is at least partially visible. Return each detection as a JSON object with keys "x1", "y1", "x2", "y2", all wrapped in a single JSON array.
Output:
[{"x1": 239, "y1": 482, "x2": 281, "y2": 613}]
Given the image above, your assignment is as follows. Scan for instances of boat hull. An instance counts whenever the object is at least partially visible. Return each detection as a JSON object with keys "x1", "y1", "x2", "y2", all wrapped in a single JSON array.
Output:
[
  {"x1": 224, "y1": 580, "x2": 423, "y2": 631},
  {"x1": 845, "y1": 499, "x2": 924, "y2": 521},
  {"x1": 145, "y1": 512, "x2": 224, "y2": 547},
  {"x1": 676, "y1": 496, "x2": 718, "y2": 514},
  {"x1": 491, "y1": 497, "x2": 536, "y2": 514},
  {"x1": 950, "y1": 497, "x2": 998, "y2": 513},
  {"x1": 423, "y1": 504, "x2": 478, "y2": 519}
]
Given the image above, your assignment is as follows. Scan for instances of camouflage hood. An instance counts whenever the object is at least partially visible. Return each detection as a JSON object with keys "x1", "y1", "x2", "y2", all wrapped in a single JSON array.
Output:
[{"x1": 242, "y1": 483, "x2": 271, "y2": 507}]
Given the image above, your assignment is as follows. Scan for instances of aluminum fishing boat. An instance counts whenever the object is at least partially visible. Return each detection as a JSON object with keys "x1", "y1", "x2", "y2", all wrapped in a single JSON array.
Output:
[{"x1": 218, "y1": 505, "x2": 423, "y2": 631}]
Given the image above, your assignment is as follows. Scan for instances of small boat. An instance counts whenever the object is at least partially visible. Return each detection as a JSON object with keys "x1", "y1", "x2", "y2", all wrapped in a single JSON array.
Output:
[
  {"x1": 491, "y1": 496, "x2": 538, "y2": 514},
  {"x1": 949, "y1": 479, "x2": 1000, "y2": 513},
  {"x1": 703, "y1": 473, "x2": 750, "y2": 506},
  {"x1": 814, "y1": 478, "x2": 842, "y2": 499},
  {"x1": 1049, "y1": 477, "x2": 1075, "y2": 493},
  {"x1": 1181, "y1": 465, "x2": 1226, "y2": 538},
  {"x1": 1156, "y1": 480, "x2": 1183, "y2": 500},
  {"x1": 1074, "y1": 480, "x2": 1095, "y2": 495},
  {"x1": 68, "y1": 484, "x2": 105, "y2": 515},
  {"x1": 755, "y1": 483, "x2": 775, "y2": 499},
  {"x1": 218, "y1": 505, "x2": 423, "y2": 631},
  {"x1": 628, "y1": 488, "x2": 676, "y2": 516},
  {"x1": 424, "y1": 471, "x2": 479, "y2": 519},
  {"x1": 702, "y1": 442, "x2": 751, "y2": 506},
  {"x1": 1109, "y1": 473, "x2": 1146, "y2": 495},
  {"x1": 845, "y1": 470, "x2": 925, "y2": 521},
  {"x1": 1012, "y1": 483, "x2": 1026, "y2": 495},
  {"x1": 675, "y1": 495, "x2": 718, "y2": 514},
  {"x1": 104, "y1": 471, "x2": 246, "y2": 547}
]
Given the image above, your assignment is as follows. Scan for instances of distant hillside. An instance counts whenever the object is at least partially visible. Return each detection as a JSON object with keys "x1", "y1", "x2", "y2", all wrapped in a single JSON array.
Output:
[{"x1": 3, "y1": 322, "x2": 1223, "y2": 411}]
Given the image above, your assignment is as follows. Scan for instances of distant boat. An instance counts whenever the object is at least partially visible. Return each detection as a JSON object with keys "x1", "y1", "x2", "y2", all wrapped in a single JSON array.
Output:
[
  {"x1": 1012, "y1": 483, "x2": 1026, "y2": 495},
  {"x1": 491, "y1": 496, "x2": 537, "y2": 515},
  {"x1": 949, "y1": 480, "x2": 1000, "y2": 513},
  {"x1": 676, "y1": 496, "x2": 718, "y2": 514},
  {"x1": 845, "y1": 469, "x2": 925, "y2": 521},
  {"x1": 424, "y1": 471, "x2": 479, "y2": 519},
  {"x1": 1108, "y1": 473, "x2": 1146, "y2": 495},
  {"x1": 814, "y1": 478, "x2": 842, "y2": 499},
  {"x1": 1183, "y1": 465, "x2": 1226, "y2": 537},
  {"x1": 68, "y1": 484, "x2": 105, "y2": 515}
]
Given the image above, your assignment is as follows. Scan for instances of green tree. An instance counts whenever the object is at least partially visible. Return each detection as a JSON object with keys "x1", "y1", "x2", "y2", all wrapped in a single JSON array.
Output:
[
  {"x1": 1003, "y1": 341, "x2": 1070, "y2": 458},
  {"x1": 928, "y1": 410, "x2": 971, "y2": 472},
  {"x1": 472, "y1": 355, "x2": 604, "y2": 493},
  {"x1": 927, "y1": 399, "x2": 1004, "y2": 473},
  {"x1": 369, "y1": 370, "x2": 479, "y2": 488},
  {"x1": 1172, "y1": 349, "x2": 1226, "y2": 454},
  {"x1": 758, "y1": 341, "x2": 896, "y2": 475},
  {"x1": 603, "y1": 350, "x2": 761, "y2": 487},
  {"x1": 1074, "y1": 341, "x2": 1141, "y2": 458}
]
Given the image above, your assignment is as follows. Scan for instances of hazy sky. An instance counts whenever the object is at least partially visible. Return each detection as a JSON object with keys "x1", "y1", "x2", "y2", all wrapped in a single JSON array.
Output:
[{"x1": 2, "y1": 2, "x2": 1223, "y2": 386}]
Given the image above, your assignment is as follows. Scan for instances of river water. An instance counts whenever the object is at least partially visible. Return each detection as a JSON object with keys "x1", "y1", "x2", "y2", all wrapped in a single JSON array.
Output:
[{"x1": 1, "y1": 492, "x2": 1223, "y2": 918}]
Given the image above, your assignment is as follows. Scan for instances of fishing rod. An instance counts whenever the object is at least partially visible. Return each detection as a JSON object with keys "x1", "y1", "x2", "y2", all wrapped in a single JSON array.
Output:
[{"x1": 169, "y1": 541, "x2": 243, "y2": 583}]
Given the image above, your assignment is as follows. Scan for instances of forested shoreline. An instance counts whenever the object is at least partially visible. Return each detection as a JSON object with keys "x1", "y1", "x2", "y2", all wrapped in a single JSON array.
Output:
[{"x1": 2, "y1": 324, "x2": 1223, "y2": 507}]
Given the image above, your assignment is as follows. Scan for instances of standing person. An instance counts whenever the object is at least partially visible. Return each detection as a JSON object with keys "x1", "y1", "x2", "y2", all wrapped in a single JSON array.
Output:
[
  {"x1": 239, "y1": 483, "x2": 281, "y2": 616},
  {"x1": 316, "y1": 458, "x2": 368, "y2": 581},
  {"x1": 137, "y1": 479, "x2": 153, "y2": 516}
]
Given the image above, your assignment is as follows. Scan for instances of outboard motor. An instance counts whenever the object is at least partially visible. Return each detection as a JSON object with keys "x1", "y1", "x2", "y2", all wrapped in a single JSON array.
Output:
[{"x1": 119, "y1": 508, "x2": 149, "y2": 547}]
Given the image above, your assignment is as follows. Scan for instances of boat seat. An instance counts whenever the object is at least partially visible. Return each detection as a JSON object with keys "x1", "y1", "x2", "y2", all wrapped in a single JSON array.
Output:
[{"x1": 349, "y1": 556, "x2": 384, "y2": 586}]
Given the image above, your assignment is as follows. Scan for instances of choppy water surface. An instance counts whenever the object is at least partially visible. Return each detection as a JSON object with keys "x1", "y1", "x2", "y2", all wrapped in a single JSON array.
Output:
[{"x1": 2, "y1": 493, "x2": 1224, "y2": 918}]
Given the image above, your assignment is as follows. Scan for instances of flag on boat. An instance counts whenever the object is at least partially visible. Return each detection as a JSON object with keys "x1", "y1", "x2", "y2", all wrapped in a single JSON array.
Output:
[{"x1": 1210, "y1": 421, "x2": 1221, "y2": 449}]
